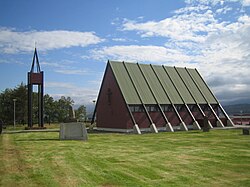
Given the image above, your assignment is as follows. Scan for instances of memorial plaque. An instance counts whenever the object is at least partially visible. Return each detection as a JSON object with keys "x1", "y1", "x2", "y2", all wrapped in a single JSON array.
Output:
[{"x1": 59, "y1": 123, "x2": 88, "y2": 140}]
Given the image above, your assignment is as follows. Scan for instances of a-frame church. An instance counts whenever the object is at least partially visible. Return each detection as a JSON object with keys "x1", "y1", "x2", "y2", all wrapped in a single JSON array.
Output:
[{"x1": 92, "y1": 61, "x2": 234, "y2": 134}]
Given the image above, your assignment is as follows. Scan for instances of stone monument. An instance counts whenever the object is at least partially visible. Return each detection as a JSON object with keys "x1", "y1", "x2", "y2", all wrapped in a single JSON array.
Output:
[
  {"x1": 203, "y1": 116, "x2": 210, "y2": 132},
  {"x1": 59, "y1": 122, "x2": 88, "y2": 140},
  {"x1": 60, "y1": 104, "x2": 87, "y2": 140}
]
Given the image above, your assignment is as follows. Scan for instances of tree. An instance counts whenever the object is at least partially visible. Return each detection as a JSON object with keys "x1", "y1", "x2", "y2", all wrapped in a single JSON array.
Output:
[
  {"x1": 14, "y1": 83, "x2": 28, "y2": 124},
  {"x1": 0, "y1": 83, "x2": 75, "y2": 124},
  {"x1": 0, "y1": 83, "x2": 28, "y2": 124},
  {"x1": 0, "y1": 88, "x2": 13, "y2": 124},
  {"x1": 54, "y1": 96, "x2": 74, "y2": 122},
  {"x1": 44, "y1": 94, "x2": 55, "y2": 124},
  {"x1": 75, "y1": 105, "x2": 86, "y2": 122}
]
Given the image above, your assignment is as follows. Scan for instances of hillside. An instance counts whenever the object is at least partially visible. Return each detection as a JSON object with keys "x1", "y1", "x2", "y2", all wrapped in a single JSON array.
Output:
[{"x1": 223, "y1": 104, "x2": 250, "y2": 115}]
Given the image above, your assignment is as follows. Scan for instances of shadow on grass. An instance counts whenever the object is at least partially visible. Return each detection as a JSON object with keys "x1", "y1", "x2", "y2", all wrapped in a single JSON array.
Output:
[
  {"x1": 16, "y1": 138, "x2": 90, "y2": 141},
  {"x1": 185, "y1": 131, "x2": 202, "y2": 134},
  {"x1": 16, "y1": 138, "x2": 60, "y2": 142}
]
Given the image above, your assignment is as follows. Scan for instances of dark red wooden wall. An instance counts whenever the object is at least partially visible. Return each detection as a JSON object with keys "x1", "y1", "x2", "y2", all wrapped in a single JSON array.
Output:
[{"x1": 96, "y1": 64, "x2": 133, "y2": 129}]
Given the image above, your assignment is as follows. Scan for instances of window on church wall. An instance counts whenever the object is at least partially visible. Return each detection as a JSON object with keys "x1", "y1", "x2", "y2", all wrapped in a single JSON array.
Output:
[
  {"x1": 151, "y1": 105, "x2": 158, "y2": 112},
  {"x1": 211, "y1": 104, "x2": 218, "y2": 110},
  {"x1": 202, "y1": 106, "x2": 211, "y2": 113},
  {"x1": 200, "y1": 104, "x2": 207, "y2": 110},
  {"x1": 169, "y1": 106, "x2": 174, "y2": 112},
  {"x1": 189, "y1": 105, "x2": 198, "y2": 112},
  {"x1": 135, "y1": 106, "x2": 143, "y2": 112},
  {"x1": 160, "y1": 105, "x2": 173, "y2": 112},
  {"x1": 161, "y1": 105, "x2": 166, "y2": 112},
  {"x1": 210, "y1": 104, "x2": 221, "y2": 116},
  {"x1": 189, "y1": 105, "x2": 194, "y2": 111},
  {"x1": 129, "y1": 105, "x2": 143, "y2": 112},
  {"x1": 146, "y1": 105, "x2": 158, "y2": 112},
  {"x1": 175, "y1": 105, "x2": 183, "y2": 111}
]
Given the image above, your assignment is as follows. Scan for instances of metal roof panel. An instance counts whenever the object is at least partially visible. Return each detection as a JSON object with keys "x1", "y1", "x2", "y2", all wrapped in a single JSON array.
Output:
[
  {"x1": 109, "y1": 61, "x2": 141, "y2": 104},
  {"x1": 187, "y1": 69, "x2": 218, "y2": 104},
  {"x1": 125, "y1": 63, "x2": 156, "y2": 104},
  {"x1": 175, "y1": 67, "x2": 207, "y2": 104},
  {"x1": 139, "y1": 64, "x2": 171, "y2": 104},
  {"x1": 152, "y1": 65, "x2": 183, "y2": 104},
  {"x1": 164, "y1": 66, "x2": 195, "y2": 104}
]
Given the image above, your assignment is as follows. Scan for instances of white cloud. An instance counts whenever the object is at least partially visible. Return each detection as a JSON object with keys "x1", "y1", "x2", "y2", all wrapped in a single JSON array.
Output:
[
  {"x1": 242, "y1": 0, "x2": 250, "y2": 6},
  {"x1": 91, "y1": 45, "x2": 192, "y2": 63},
  {"x1": 41, "y1": 61, "x2": 90, "y2": 75},
  {"x1": 0, "y1": 28, "x2": 104, "y2": 54},
  {"x1": 54, "y1": 69, "x2": 88, "y2": 75},
  {"x1": 122, "y1": 9, "x2": 227, "y2": 43},
  {"x1": 40, "y1": 62, "x2": 62, "y2": 68},
  {"x1": 216, "y1": 6, "x2": 232, "y2": 14},
  {"x1": 93, "y1": 13, "x2": 250, "y2": 72},
  {"x1": 91, "y1": 2, "x2": 250, "y2": 104},
  {"x1": 185, "y1": 0, "x2": 239, "y2": 6},
  {"x1": 45, "y1": 82, "x2": 99, "y2": 105},
  {"x1": 46, "y1": 82, "x2": 76, "y2": 90},
  {"x1": 185, "y1": 0, "x2": 250, "y2": 7},
  {"x1": 112, "y1": 38, "x2": 127, "y2": 42},
  {"x1": 173, "y1": 4, "x2": 209, "y2": 14}
]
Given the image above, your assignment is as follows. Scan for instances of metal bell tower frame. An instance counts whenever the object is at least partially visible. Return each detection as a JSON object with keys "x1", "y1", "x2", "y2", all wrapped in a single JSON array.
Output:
[{"x1": 27, "y1": 48, "x2": 44, "y2": 128}]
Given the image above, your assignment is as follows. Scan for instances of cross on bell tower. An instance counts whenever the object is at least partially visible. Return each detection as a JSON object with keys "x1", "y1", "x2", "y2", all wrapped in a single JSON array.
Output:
[{"x1": 27, "y1": 48, "x2": 44, "y2": 128}]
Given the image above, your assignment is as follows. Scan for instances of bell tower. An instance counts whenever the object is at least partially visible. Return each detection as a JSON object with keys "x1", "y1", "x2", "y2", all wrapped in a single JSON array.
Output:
[{"x1": 27, "y1": 48, "x2": 44, "y2": 128}]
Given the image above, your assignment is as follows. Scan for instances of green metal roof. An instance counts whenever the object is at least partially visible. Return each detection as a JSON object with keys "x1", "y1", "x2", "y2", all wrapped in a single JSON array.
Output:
[
  {"x1": 124, "y1": 63, "x2": 156, "y2": 104},
  {"x1": 186, "y1": 68, "x2": 218, "y2": 104},
  {"x1": 109, "y1": 61, "x2": 141, "y2": 104},
  {"x1": 175, "y1": 67, "x2": 206, "y2": 104},
  {"x1": 152, "y1": 65, "x2": 183, "y2": 104},
  {"x1": 139, "y1": 64, "x2": 170, "y2": 104},
  {"x1": 164, "y1": 66, "x2": 195, "y2": 104},
  {"x1": 109, "y1": 61, "x2": 218, "y2": 105}
]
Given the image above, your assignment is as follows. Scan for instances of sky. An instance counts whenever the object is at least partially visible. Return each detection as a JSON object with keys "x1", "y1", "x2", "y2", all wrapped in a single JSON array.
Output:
[{"x1": 0, "y1": 0, "x2": 250, "y2": 108}]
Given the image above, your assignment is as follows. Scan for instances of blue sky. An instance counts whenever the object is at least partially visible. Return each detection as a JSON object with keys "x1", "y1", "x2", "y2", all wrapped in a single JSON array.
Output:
[{"x1": 0, "y1": 0, "x2": 250, "y2": 107}]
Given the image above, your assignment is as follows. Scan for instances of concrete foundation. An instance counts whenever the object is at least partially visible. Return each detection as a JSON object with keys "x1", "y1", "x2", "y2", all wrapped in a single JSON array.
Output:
[
  {"x1": 216, "y1": 119, "x2": 224, "y2": 127},
  {"x1": 150, "y1": 123, "x2": 158, "y2": 133},
  {"x1": 59, "y1": 123, "x2": 88, "y2": 141},
  {"x1": 193, "y1": 121, "x2": 201, "y2": 130},
  {"x1": 133, "y1": 124, "x2": 141, "y2": 134},
  {"x1": 180, "y1": 122, "x2": 188, "y2": 131},
  {"x1": 227, "y1": 119, "x2": 234, "y2": 127},
  {"x1": 166, "y1": 122, "x2": 174, "y2": 132},
  {"x1": 208, "y1": 121, "x2": 213, "y2": 129}
]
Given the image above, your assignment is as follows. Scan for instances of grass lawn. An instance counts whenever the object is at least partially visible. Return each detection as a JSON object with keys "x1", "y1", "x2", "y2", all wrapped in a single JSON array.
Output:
[
  {"x1": 3, "y1": 123, "x2": 61, "y2": 131},
  {"x1": 0, "y1": 129, "x2": 249, "y2": 187}
]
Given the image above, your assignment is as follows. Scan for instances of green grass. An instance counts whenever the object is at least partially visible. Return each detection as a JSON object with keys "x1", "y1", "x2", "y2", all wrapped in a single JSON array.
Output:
[
  {"x1": 0, "y1": 129, "x2": 250, "y2": 187},
  {"x1": 4, "y1": 123, "x2": 60, "y2": 131}
]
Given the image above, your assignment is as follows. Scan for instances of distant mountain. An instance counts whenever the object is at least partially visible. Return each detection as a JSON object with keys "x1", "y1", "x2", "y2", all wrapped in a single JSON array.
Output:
[
  {"x1": 223, "y1": 104, "x2": 250, "y2": 115},
  {"x1": 73, "y1": 103, "x2": 95, "y2": 120}
]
